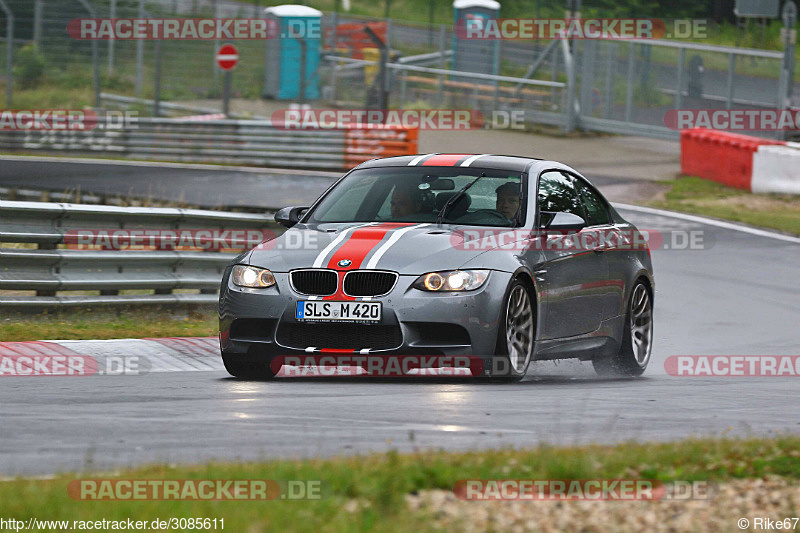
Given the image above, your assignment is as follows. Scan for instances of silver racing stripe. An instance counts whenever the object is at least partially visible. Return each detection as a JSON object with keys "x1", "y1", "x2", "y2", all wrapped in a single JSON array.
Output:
[
  {"x1": 407, "y1": 154, "x2": 436, "y2": 166},
  {"x1": 364, "y1": 223, "x2": 429, "y2": 270},
  {"x1": 460, "y1": 154, "x2": 490, "y2": 167}
]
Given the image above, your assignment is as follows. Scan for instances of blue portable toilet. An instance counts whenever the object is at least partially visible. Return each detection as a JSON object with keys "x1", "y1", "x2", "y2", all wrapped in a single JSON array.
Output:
[
  {"x1": 452, "y1": 0, "x2": 500, "y2": 76},
  {"x1": 263, "y1": 5, "x2": 322, "y2": 100}
]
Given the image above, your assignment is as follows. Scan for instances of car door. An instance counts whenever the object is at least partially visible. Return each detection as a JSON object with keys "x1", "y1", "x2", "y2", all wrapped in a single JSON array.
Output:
[
  {"x1": 535, "y1": 171, "x2": 609, "y2": 340},
  {"x1": 571, "y1": 174, "x2": 626, "y2": 321}
]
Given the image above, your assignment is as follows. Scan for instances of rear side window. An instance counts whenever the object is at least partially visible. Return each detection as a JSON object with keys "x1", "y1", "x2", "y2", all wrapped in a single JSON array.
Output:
[
  {"x1": 537, "y1": 171, "x2": 585, "y2": 226},
  {"x1": 572, "y1": 178, "x2": 611, "y2": 226}
]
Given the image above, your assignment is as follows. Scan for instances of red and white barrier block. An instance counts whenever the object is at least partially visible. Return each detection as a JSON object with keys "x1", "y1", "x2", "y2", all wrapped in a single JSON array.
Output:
[
  {"x1": 681, "y1": 129, "x2": 800, "y2": 195},
  {"x1": 752, "y1": 142, "x2": 800, "y2": 195}
]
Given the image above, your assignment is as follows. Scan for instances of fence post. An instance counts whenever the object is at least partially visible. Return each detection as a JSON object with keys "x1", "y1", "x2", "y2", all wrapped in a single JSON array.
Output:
[
  {"x1": 675, "y1": 47, "x2": 685, "y2": 111},
  {"x1": 153, "y1": 39, "x2": 162, "y2": 116},
  {"x1": 330, "y1": 11, "x2": 338, "y2": 102},
  {"x1": 33, "y1": 0, "x2": 43, "y2": 49},
  {"x1": 579, "y1": 39, "x2": 595, "y2": 118},
  {"x1": 437, "y1": 24, "x2": 446, "y2": 107},
  {"x1": 779, "y1": 1, "x2": 797, "y2": 141},
  {"x1": 624, "y1": 42, "x2": 635, "y2": 122},
  {"x1": 108, "y1": 0, "x2": 116, "y2": 75},
  {"x1": 561, "y1": 40, "x2": 577, "y2": 132},
  {"x1": 0, "y1": 0, "x2": 12, "y2": 107},
  {"x1": 136, "y1": 0, "x2": 144, "y2": 96},
  {"x1": 780, "y1": 1, "x2": 797, "y2": 109},
  {"x1": 214, "y1": 0, "x2": 220, "y2": 85},
  {"x1": 551, "y1": 41, "x2": 559, "y2": 109},
  {"x1": 725, "y1": 52, "x2": 734, "y2": 109},
  {"x1": 77, "y1": 0, "x2": 101, "y2": 108},
  {"x1": 604, "y1": 41, "x2": 615, "y2": 119}
]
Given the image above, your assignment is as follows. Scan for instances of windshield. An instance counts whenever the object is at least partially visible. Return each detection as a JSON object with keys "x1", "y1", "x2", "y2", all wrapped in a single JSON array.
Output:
[{"x1": 305, "y1": 167, "x2": 526, "y2": 227}]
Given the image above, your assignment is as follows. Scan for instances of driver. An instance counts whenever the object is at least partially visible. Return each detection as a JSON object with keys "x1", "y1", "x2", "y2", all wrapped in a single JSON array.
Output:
[
  {"x1": 390, "y1": 182, "x2": 424, "y2": 219},
  {"x1": 495, "y1": 182, "x2": 521, "y2": 220}
]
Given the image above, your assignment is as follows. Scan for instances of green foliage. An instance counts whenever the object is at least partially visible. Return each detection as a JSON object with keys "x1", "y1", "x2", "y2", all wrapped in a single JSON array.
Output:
[{"x1": 12, "y1": 44, "x2": 46, "y2": 90}]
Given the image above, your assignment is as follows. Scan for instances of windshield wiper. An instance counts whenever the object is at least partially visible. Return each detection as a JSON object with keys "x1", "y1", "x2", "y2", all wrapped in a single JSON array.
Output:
[{"x1": 437, "y1": 173, "x2": 485, "y2": 225}]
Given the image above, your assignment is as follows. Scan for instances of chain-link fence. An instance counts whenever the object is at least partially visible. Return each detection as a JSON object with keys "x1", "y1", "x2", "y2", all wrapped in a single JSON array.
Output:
[
  {"x1": 575, "y1": 39, "x2": 790, "y2": 139},
  {"x1": 0, "y1": 0, "x2": 797, "y2": 140}
]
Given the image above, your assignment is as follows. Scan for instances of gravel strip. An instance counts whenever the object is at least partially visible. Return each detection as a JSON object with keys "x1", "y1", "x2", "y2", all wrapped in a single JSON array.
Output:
[{"x1": 406, "y1": 478, "x2": 800, "y2": 532}]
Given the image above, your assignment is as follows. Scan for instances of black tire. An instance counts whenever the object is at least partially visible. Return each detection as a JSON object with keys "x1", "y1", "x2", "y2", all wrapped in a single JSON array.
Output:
[
  {"x1": 491, "y1": 279, "x2": 535, "y2": 381},
  {"x1": 221, "y1": 352, "x2": 277, "y2": 380},
  {"x1": 593, "y1": 281, "x2": 653, "y2": 377}
]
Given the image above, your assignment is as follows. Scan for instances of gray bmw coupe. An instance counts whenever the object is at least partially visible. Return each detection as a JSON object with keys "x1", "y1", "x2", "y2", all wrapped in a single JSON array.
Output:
[{"x1": 219, "y1": 154, "x2": 654, "y2": 380}]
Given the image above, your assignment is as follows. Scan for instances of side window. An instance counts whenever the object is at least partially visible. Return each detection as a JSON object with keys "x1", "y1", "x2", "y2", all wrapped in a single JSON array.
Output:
[
  {"x1": 537, "y1": 171, "x2": 585, "y2": 226},
  {"x1": 572, "y1": 177, "x2": 611, "y2": 226}
]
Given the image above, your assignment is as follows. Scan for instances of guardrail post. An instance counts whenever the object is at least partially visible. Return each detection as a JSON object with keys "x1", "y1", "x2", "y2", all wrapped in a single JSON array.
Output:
[{"x1": 0, "y1": 0, "x2": 14, "y2": 107}]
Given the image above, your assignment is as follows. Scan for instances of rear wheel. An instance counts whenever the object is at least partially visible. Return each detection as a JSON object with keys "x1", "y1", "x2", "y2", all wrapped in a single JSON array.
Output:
[
  {"x1": 492, "y1": 280, "x2": 535, "y2": 380},
  {"x1": 593, "y1": 281, "x2": 653, "y2": 377},
  {"x1": 221, "y1": 352, "x2": 277, "y2": 380}
]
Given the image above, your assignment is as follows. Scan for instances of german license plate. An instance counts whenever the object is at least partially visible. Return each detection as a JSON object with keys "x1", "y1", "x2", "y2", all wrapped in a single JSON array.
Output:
[{"x1": 296, "y1": 301, "x2": 382, "y2": 322}]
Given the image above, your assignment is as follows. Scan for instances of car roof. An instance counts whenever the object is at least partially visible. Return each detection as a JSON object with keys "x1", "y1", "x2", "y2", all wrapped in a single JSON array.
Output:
[{"x1": 354, "y1": 153, "x2": 543, "y2": 173}]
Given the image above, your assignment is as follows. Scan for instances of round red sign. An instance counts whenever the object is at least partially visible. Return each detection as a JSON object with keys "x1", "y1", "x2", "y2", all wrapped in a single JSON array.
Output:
[{"x1": 216, "y1": 44, "x2": 239, "y2": 71}]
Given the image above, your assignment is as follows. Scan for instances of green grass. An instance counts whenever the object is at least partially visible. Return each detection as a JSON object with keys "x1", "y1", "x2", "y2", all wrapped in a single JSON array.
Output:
[
  {"x1": 648, "y1": 176, "x2": 800, "y2": 236},
  {"x1": 0, "y1": 311, "x2": 217, "y2": 341},
  {"x1": 2, "y1": 436, "x2": 800, "y2": 531}
]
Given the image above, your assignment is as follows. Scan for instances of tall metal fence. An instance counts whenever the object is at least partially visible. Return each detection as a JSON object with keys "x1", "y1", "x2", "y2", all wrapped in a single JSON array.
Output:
[
  {"x1": 0, "y1": 0, "x2": 797, "y2": 142},
  {"x1": 574, "y1": 38, "x2": 791, "y2": 139}
]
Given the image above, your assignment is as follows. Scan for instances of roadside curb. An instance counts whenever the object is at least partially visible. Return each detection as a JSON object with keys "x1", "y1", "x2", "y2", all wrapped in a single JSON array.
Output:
[{"x1": 0, "y1": 337, "x2": 222, "y2": 374}]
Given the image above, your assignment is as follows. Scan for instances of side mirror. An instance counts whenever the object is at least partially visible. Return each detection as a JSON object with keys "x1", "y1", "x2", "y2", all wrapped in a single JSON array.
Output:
[
  {"x1": 541, "y1": 211, "x2": 586, "y2": 230},
  {"x1": 275, "y1": 206, "x2": 308, "y2": 228}
]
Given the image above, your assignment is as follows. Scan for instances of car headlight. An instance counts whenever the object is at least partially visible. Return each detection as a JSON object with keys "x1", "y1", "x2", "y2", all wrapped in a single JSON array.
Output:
[
  {"x1": 413, "y1": 270, "x2": 489, "y2": 292},
  {"x1": 231, "y1": 265, "x2": 276, "y2": 288}
]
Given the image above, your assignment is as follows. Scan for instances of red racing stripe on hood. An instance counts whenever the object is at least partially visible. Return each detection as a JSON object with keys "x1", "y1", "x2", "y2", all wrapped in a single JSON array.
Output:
[{"x1": 324, "y1": 223, "x2": 412, "y2": 300}]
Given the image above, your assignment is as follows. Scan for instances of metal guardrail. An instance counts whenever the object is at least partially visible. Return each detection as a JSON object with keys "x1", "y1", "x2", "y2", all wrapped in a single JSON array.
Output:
[
  {"x1": 0, "y1": 118, "x2": 419, "y2": 171},
  {"x1": 0, "y1": 200, "x2": 278, "y2": 308}
]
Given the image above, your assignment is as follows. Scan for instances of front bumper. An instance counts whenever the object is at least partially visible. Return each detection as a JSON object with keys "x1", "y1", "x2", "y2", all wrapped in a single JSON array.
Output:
[{"x1": 218, "y1": 270, "x2": 512, "y2": 362}]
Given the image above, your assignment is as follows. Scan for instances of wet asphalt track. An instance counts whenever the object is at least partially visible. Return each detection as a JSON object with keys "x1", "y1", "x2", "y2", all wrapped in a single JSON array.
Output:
[{"x1": 2, "y1": 161, "x2": 800, "y2": 476}]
